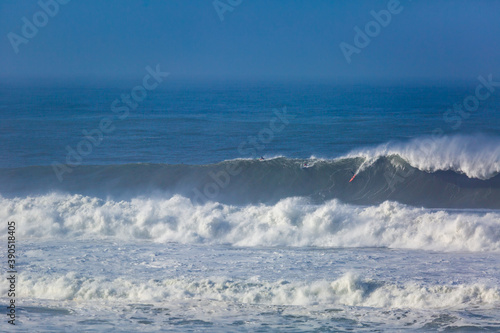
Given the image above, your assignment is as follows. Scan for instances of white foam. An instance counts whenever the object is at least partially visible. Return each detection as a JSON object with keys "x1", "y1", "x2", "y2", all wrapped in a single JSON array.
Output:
[
  {"x1": 346, "y1": 134, "x2": 500, "y2": 179},
  {"x1": 2, "y1": 193, "x2": 500, "y2": 251},
  {"x1": 11, "y1": 272, "x2": 499, "y2": 309}
]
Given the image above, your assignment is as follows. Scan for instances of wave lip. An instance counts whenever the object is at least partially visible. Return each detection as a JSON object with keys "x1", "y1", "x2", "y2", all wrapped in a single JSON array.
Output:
[
  {"x1": 346, "y1": 134, "x2": 500, "y2": 180},
  {"x1": 3, "y1": 194, "x2": 500, "y2": 252}
]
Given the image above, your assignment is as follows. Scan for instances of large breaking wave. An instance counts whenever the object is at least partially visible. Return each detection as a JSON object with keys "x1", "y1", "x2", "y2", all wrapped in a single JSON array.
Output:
[
  {"x1": 2, "y1": 135, "x2": 500, "y2": 251},
  {"x1": 347, "y1": 134, "x2": 500, "y2": 180},
  {"x1": 1, "y1": 135, "x2": 500, "y2": 208}
]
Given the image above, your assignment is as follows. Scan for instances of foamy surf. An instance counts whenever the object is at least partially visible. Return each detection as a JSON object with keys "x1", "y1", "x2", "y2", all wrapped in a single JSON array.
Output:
[
  {"x1": 5, "y1": 238, "x2": 500, "y2": 332},
  {"x1": 3, "y1": 193, "x2": 500, "y2": 251},
  {"x1": 10, "y1": 272, "x2": 499, "y2": 309}
]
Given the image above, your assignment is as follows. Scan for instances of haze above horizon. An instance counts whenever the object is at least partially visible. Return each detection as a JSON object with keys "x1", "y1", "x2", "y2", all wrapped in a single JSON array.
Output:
[{"x1": 1, "y1": 0, "x2": 500, "y2": 82}]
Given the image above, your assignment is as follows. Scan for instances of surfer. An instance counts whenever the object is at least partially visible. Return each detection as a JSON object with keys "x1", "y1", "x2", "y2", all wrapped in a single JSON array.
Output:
[
  {"x1": 349, "y1": 170, "x2": 357, "y2": 182},
  {"x1": 259, "y1": 156, "x2": 265, "y2": 161}
]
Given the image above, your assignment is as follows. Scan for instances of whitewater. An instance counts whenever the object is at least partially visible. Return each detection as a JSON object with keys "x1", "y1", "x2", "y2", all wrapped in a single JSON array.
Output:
[{"x1": 2, "y1": 194, "x2": 500, "y2": 252}]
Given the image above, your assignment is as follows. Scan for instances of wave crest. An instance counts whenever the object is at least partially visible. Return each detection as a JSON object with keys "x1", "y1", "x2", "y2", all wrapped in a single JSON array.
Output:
[{"x1": 347, "y1": 134, "x2": 500, "y2": 180}]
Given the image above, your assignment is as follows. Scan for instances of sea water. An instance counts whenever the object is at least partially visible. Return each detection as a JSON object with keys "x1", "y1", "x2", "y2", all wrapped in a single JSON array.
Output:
[{"x1": 1, "y1": 81, "x2": 500, "y2": 331}]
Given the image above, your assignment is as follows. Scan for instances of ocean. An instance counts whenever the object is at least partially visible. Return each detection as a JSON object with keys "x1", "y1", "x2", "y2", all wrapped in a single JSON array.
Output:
[{"x1": 1, "y1": 80, "x2": 500, "y2": 332}]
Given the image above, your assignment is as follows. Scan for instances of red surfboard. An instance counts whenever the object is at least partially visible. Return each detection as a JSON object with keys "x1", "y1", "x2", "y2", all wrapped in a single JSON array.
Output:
[{"x1": 349, "y1": 174, "x2": 357, "y2": 182}]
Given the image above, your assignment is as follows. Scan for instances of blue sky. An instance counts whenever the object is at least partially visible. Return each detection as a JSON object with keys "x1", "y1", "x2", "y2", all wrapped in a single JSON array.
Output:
[{"x1": 1, "y1": 0, "x2": 500, "y2": 81}]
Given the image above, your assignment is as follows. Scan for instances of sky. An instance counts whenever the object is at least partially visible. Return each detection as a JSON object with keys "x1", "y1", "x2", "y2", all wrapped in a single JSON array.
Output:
[{"x1": 1, "y1": 0, "x2": 500, "y2": 82}]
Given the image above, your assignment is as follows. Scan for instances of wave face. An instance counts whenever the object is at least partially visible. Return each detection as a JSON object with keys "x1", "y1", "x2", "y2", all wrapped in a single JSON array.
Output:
[
  {"x1": 2, "y1": 136, "x2": 500, "y2": 209},
  {"x1": 3, "y1": 194, "x2": 500, "y2": 251}
]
